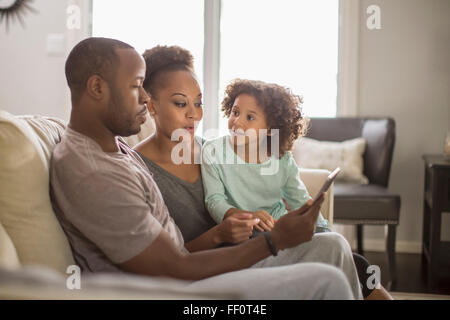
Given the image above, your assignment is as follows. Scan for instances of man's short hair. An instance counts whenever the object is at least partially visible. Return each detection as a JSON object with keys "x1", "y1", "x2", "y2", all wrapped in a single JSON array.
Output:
[{"x1": 65, "y1": 37, "x2": 134, "y2": 103}]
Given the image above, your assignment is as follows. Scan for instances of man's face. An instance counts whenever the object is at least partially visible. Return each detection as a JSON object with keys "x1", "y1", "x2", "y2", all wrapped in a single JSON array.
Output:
[{"x1": 105, "y1": 48, "x2": 149, "y2": 137}]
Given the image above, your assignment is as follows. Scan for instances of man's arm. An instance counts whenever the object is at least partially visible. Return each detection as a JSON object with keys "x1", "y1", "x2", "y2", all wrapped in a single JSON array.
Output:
[
  {"x1": 119, "y1": 196, "x2": 324, "y2": 280},
  {"x1": 119, "y1": 228, "x2": 271, "y2": 280}
]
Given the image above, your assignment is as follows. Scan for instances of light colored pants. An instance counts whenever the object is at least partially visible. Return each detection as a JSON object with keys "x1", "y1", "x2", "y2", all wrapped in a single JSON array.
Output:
[{"x1": 188, "y1": 232, "x2": 362, "y2": 300}]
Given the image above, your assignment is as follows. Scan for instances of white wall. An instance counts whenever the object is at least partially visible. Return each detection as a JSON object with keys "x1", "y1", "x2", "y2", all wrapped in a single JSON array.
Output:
[
  {"x1": 358, "y1": 0, "x2": 450, "y2": 252},
  {"x1": 0, "y1": 0, "x2": 90, "y2": 121}
]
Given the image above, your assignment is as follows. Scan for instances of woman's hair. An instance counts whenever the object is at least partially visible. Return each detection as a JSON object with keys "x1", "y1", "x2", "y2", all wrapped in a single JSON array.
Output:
[
  {"x1": 221, "y1": 79, "x2": 309, "y2": 158},
  {"x1": 142, "y1": 45, "x2": 194, "y2": 97}
]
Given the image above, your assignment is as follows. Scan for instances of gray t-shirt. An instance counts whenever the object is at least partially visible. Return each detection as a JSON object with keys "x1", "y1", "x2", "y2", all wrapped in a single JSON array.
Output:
[
  {"x1": 50, "y1": 127, "x2": 186, "y2": 273},
  {"x1": 137, "y1": 151, "x2": 216, "y2": 243}
]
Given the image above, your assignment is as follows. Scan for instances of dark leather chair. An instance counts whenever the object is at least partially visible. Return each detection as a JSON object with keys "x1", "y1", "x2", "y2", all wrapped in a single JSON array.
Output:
[{"x1": 306, "y1": 117, "x2": 400, "y2": 284}]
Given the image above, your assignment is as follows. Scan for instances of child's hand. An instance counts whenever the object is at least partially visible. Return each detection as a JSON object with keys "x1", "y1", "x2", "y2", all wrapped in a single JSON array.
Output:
[
  {"x1": 251, "y1": 210, "x2": 276, "y2": 232},
  {"x1": 282, "y1": 198, "x2": 292, "y2": 211}
]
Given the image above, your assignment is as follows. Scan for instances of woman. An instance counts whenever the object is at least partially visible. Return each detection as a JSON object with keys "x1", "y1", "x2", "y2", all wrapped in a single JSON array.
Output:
[
  {"x1": 134, "y1": 45, "x2": 392, "y2": 300},
  {"x1": 134, "y1": 45, "x2": 255, "y2": 250}
]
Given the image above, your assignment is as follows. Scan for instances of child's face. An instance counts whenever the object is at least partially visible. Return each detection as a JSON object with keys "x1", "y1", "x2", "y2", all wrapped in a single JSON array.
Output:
[{"x1": 228, "y1": 94, "x2": 270, "y2": 147}]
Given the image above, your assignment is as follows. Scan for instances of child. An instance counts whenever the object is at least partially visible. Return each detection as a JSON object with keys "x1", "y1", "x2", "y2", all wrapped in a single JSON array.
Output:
[{"x1": 201, "y1": 79, "x2": 329, "y2": 235}]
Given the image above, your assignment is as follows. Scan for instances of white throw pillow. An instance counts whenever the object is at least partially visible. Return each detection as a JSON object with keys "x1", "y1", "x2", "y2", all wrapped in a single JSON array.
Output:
[
  {"x1": 0, "y1": 110, "x2": 75, "y2": 273},
  {"x1": 293, "y1": 137, "x2": 369, "y2": 184}
]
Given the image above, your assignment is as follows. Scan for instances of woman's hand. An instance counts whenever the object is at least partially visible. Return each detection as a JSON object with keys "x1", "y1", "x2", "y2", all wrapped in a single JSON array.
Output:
[
  {"x1": 251, "y1": 210, "x2": 276, "y2": 232},
  {"x1": 215, "y1": 213, "x2": 259, "y2": 244}
]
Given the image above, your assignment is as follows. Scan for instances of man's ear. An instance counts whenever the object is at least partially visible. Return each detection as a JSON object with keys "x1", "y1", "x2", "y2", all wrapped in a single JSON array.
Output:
[{"x1": 86, "y1": 75, "x2": 107, "y2": 101}]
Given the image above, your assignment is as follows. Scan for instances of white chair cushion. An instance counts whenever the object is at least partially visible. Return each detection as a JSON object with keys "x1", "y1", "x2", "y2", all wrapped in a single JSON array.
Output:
[
  {"x1": 293, "y1": 137, "x2": 369, "y2": 184},
  {"x1": 0, "y1": 110, "x2": 75, "y2": 273}
]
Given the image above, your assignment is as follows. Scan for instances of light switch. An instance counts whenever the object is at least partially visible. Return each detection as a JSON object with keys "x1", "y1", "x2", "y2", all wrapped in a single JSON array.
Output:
[{"x1": 46, "y1": 33, "x2": 66, "y2": 56}]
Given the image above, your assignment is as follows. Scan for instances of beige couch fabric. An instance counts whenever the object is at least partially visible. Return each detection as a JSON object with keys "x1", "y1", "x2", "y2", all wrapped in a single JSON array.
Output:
[
  {"x1": 0, "y1": 265, "x2": 238, "y2": 299},
  {"x1": 0, "y1": 223, "x2": 20, "y2": 270},
  {"x1": 0, "y1": 111, "x2": 75, "y2": 273},
  {"x1": 298, "y1": 168, "x2": 334, "y2": 229}
]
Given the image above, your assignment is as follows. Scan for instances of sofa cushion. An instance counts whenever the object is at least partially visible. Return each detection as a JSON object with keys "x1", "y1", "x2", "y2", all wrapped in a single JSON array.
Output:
[
  {"x1": 333, "y1": 183, "x2": 400, "y2": 223},
  {"x1": 0, "y1": 265, "x2": 240, "y2": 299},
  {"x1": 0, "y1": 110, "x2": 75, "y2": 273},
  {"x1": 293, "y1": 137, "x2": 369, "y2": 184}
]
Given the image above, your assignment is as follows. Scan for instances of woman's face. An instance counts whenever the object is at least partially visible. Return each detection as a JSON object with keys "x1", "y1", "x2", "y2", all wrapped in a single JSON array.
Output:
[{"x1": 148, "y1": 70, "x2": 203, "y2": 140}]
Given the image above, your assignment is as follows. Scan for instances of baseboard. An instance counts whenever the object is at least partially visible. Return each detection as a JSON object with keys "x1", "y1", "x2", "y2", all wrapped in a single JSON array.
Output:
[{"x1": 356, "y1": 239, "x2": 422, "y2": 254}]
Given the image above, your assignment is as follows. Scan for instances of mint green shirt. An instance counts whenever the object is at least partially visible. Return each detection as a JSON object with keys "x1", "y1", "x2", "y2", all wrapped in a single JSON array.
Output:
[{"x1": 201, "y1": 136, "x2": 328, "y2": 227}]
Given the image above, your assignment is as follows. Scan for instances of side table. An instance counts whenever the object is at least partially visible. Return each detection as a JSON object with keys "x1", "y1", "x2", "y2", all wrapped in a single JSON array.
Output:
[{"x1": 422, "y1": 154, "x2": 450, "y2": 291}]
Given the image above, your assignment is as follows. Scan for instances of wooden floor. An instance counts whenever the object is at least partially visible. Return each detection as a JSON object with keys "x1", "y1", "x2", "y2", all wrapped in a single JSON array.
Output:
[{"x1": 363, "y1": 251, "x2": 450, "y2": 295}]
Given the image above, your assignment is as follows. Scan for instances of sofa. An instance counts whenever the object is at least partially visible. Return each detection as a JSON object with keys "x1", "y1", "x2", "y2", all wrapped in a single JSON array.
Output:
[{"x1": 0, "y1": 110, "x2": 334, "y2": 299}]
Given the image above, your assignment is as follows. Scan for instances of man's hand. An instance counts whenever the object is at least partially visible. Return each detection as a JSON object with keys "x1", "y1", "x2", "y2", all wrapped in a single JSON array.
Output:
[
  {"x1": 270, "y1": 194, "x2": 325, "y2": 251},
  {"x1": 251, "y1": 210, "x2": 275, "y2": 232}
]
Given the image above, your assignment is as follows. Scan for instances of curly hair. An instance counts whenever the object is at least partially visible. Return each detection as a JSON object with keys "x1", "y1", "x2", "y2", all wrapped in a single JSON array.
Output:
[
  {"x1": 221, "y1": 79, "x2": 309, "y2": 158},
  {"x1": 142, "y1": 45, "x2": 194, "y2": 97}
]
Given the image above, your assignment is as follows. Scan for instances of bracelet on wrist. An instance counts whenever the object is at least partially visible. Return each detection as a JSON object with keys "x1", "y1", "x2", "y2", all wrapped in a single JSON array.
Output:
[{"x1": 263, "y1": 232, "x2": 278, "y2": 256}]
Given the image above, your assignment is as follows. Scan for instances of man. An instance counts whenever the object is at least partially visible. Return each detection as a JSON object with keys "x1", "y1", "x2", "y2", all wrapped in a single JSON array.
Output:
[{"x1": 50, "y1": 37, "x2": 361, "y2": 299}]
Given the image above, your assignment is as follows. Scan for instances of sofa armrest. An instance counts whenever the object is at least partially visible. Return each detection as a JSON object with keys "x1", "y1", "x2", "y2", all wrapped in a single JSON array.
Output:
[
  {"x1": 299, "y1": 168, "x2": 334, "y2": 229},
  {"x1": 0, "y1": 223, "x2": 21, "y2": 270}
]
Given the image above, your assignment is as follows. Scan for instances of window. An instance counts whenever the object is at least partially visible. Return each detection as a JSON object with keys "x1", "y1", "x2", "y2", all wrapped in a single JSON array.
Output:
[
  {"x1": 92, "y1": 0, "x2": 339, "y2": 136},
  {"x1": 92, "y1": 0, "x2": 204, "y2": 79},
  {"x1": 92, "y1": 0, "x2": 204, "y2": 132},
  {"x1": 219, "y1": 0, "x2": 339, "y2": 134}
]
